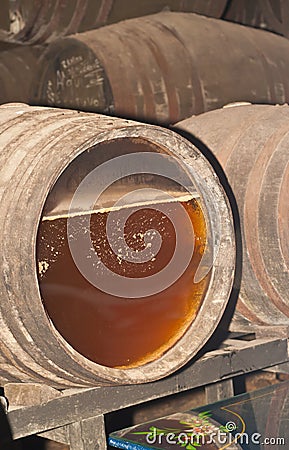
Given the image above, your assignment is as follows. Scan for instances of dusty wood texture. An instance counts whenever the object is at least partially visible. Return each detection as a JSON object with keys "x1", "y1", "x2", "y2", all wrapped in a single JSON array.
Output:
[
  {"x1": 254, "y1": 326, "x2": 289, "y2": 339},
  {"x1": 38, "y1": 425, "x2": 69, "y2": 445},
  {"x1": 131, "y1": 387, "x2": 205, "y2": 425},
  {"x1": 265, "y1": 362, "x2": 289, "y2": 374},
  {"x1": 245, "y1": 371, "x2": 278, "y2": 392},
  {"x1": 38, "y1": 417, "x2": 106, "y2": 448},
  {"x1": 224, "y1": 0, "x2": 262, "y2": 28},
  {"x1": 0, "y1": 0, "x2": 9, "y2": 32},
  {"x1": 205, "y1": 379, "x2": 234, "y2": 403},
  {"x1": 224, "y1": 0, "x2": 289, "y2": 38},
  {"x1": 4, "y1": 383, "x2": 61, "y2": 407},
  {"x1": 0, "y1": 103, "x2": 234, "y2": 388},
  {"x1": 230, "y1": 322, "x2": 289, "y2": 339},
  {"x1": 176, "y1": 104, "x2": 289, "y2": 325},
  {"x1": 69, "y1": 416, "x2": 107, "y2": 450},
  {"x1": 5, "y1": 335, "x2": 289, "y2": 440},
  {"x1": 0, "y1": 45, "x2": 43, "y2": 104},
  {"x1": 0, "y1": 0, "x2": 227, "y2": 44},
  {"x1": 32, "y1": 11, "x2": 289, "y2": 125},
  {"x1": 257, "y1": 0, "x2": 289, "y2": 37}
]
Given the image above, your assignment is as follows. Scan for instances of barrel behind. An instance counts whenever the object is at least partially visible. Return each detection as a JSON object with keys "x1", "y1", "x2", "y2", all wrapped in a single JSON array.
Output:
[
  {"x1": 1, "y1": 0, "x2": 228, "y2": 44},
  {"x1": 0, "y1": 45, "x2": 42, "y2": 104},
  {"x1": 32, "y1": 12, "x2": 289, "y2": 124},
  {"x1": 175, "y1": 104, "x2": 289, "y2": 325},
  {"x1": 0, "y1": 103, "x2": 234, "y2": 388},
  {"x1": 224, "y1": 0, "x2": 289, "y2": 38}
]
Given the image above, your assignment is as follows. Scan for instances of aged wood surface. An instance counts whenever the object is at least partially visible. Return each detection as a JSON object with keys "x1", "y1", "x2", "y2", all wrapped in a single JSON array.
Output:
[
  {"x1": 224, "y1": 0, "x2": 289, "y2": 38},
  {"x1": 4, "y1": 383, "x2": 61, "y2": 407},
  {"x1": 0, "y1": 45, "x2": 43, "y2": 104},
  {"x1": 0, "y1": 104, "x2": 234, "y2": 388},
  {"x1": 176, "y1": 104, "x2": 289, "y2": 326},
  {"x1": 0, "y1": 0, "x2": 228, "y2": 44},
  {"x1": 205, "y1": 379, "x2": 234, "y2": 403},
  {"x1": 69, "y1": 416, "x2": 107, "y2": 450},
  {"x1": 5, "y1": 335, "x2": 288, "y2": 440},
  {"x1": 34, "y1": 12, "x2": 289, "y2": 124},
  {"x1": 38, "y1": 425, "x2": 69, "y2": 445}
]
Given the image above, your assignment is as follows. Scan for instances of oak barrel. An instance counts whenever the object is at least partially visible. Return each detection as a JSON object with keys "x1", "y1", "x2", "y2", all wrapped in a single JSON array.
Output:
[
  {"x1": 0, "y1": 45, "x2": 42, "y2": 105},
  {"x1": 0, "y1": 103, "x2": 234, "y2": 388},
  {"x1": 32, "y1": 12, "x2": 289, "y2": 125},
  {"x1": 176, "y1": 104, "x2": 289, "y2": 325},
  {"x1": 1, "y1": 0, "x2": 227, "y2": 44},
  {"x1": 224, "y1": 0, "x2": 289, "y2": 38}
]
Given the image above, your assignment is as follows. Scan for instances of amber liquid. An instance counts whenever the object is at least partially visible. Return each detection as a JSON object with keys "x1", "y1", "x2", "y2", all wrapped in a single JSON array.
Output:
[{"x1": 37, "y1": 198, "x2": 210, "y2": 368}]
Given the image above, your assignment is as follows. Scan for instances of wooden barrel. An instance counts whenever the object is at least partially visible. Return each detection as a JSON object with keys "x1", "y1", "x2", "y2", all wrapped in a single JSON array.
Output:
[
  {"x1": 0, "y1": 0, "x2": 228, "y2": 44},
  {"x1": 175, "y1": 104, "x2": 289, "y2": 325},
  {"x1": 224, "y1": 0, "x2": 262, "y2": 29},
  {"x1": 0, "y1": 1, "x2": 9, "y2": 33},
  {"x1": 259, "y1": 0, "x2": 289, "y2": 37},
  {"x1": 0, "y1": 45, "x2": 42, "y2": 104},
  {"x1": 224, "y1": 0, "x2": 289, "y2": 38},
  {"x1": 0, "y1": 103, "x2": 234, "y2": 388},
  {"x1": 32, "y1": 12, "x2": 289, "y2": 125}
]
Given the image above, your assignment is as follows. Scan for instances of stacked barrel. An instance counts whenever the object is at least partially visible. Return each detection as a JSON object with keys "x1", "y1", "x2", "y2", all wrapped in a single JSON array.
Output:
[
  {"x1": 1, "y1": 0, "x2": 228, "y2": 43},
  {"x1": 224, "y1": 0, "x2": 289, "y2": 38},
  {"x1": 0, "y1": 0, "x2": 288, "y2": 394},
  {"x1": 175, "y1": 104, "x2": 289, "y2": 327},
  {"x1": 30, "y1": 12, "x2": 289, "y2": 124}
]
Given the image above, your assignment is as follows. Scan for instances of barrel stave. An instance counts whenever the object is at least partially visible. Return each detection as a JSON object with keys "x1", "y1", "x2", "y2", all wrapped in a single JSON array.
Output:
[
  {"x1": 175, "y1": 104, "x2": 289, "y2": 325},
  {"x1": 0, "y1": 104, "x2": 235, "y2": 387},
  {"x1": 33, "y1": 12, "x2": 289, "y2": 124},
  {"x1": 1, "y1": 0, "x2": 228, "y2": 44}
]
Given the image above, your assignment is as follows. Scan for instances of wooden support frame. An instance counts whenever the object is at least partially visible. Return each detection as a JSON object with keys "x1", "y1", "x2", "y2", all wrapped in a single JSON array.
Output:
[{"x1": 1, "y1": 330, "x2": 288, "y2": 449}]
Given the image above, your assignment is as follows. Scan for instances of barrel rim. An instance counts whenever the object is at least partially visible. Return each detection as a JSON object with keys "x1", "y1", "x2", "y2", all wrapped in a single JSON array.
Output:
[
  {"x1": 34, "y1": 114, "x2": 235, "y2": 384},
  {"x1": 0, "y1": 104, "x2": 235, "y2": 386}
]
